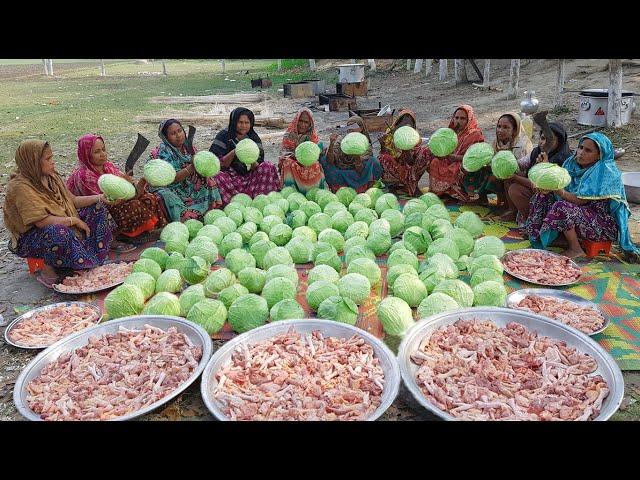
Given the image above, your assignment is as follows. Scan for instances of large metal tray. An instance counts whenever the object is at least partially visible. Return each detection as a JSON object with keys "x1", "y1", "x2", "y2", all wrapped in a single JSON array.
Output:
[
  {"x1": 4, "y1": 301, "x2": 103, "y2": 350},
  {"x1": 502, "y1": 249, "x2": 583, "y2": 286},
  {"x1": 52, "y1": 262, "x2": 131, "y2": 295},
  {"x1": 13, "y1": 315, "x2": 213, "y2": 421},
  {"x1": 505, "y1": 288, "x2": 610, "y2": 336},
  {"x1": 201, "y1": 319, "x2": 400, "y2": 421},
  {"x1": 397, "y1": 307, "x2": 624, "y2": 421}
]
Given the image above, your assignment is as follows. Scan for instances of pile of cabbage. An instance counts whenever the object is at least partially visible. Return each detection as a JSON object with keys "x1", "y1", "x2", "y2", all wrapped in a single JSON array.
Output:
[{"x1": 105, "y1": 183, "x2": 506, "y2": 338}]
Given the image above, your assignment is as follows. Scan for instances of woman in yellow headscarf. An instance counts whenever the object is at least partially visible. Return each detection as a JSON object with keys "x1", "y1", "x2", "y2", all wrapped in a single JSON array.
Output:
[{"x1": 3, "y1": 140, "x2": 115, "y2": 287}]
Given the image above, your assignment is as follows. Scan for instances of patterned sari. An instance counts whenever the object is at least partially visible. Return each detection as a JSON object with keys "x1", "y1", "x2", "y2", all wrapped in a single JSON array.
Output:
[
  {"x1": 149, "y1": 120, "x2": 222, "y2": 222},
  {"x1": 278, "y1": 108, "x2": 326, "y2": 194}
]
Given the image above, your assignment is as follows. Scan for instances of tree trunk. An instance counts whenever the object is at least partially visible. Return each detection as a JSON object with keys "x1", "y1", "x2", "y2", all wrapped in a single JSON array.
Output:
[
  {"x1": 406, "y1": 59, "x2": 412, "y2": 71},
  {"x1": 42, "y1": 59, "x2": 49, "y2": 76},
  {"x1": 607, "y1": 59, "x2": 624, "y2": 128},
  {"x1": 220, "y1": 59, "x2": 225, "y2": 73},
  {"x1": 439, "y1": 59, "x2": 448, "y2": 81},
  {"x1": 368, "y1": 59, "x2": 376, "y2": 71},
  {"x1": 161, "y1": 61, "x2": 168, "y2": 76},
  {"x1": 351, "y1": 59, "x2": 357, "y2": 64},
  {"x1": 425, "y1": 59, "x2": 433, "y2": 77},
  {"x1": 554, "y1": 59, "x2": 566, "y2": 108},
  {"x1": 454, "y1": 59, "x2": 467, "y2": 85},
  {"x1": 100, "y1": 59, "x2": 106, "y2": 77},
  {"x1": 507, "y1": 59, "x2": 520, "y2": 100},
  {"x1": 308, "y1": 59, "x2": 316, "y2": 71},
  {"x1": 482, "y1": 59, "x2": 491, "y2": 86},
  {"x1": 47, "y1": 59, "x2": 53, "y2": 76},
  {"x1": 460, "y1": 59, "x2": 468, "y2": 82},
  {"x1": 414, "y1": 59, "x2": 424, "y2": 73},
  {"x1": 277, "y1": 59, "x2": 282, "y2": 71}
]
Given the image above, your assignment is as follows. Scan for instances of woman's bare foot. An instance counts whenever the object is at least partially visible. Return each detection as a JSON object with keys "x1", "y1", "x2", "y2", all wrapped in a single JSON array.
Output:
[
  {"x1": 499, "y1": 210, "x2": 517, "y2": 222},
  {"x1": 561, "y1": 247, "x2": 586, "y2": 259}
]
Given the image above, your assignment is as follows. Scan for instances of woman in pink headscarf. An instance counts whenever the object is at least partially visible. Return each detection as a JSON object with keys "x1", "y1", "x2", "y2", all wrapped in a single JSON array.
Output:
[{"x1": 67, "y1": 134, "x2": 166, "y2": 241}]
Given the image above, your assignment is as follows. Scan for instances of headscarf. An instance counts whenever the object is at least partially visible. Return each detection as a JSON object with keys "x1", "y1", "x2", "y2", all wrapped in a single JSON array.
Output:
[
  {"x1": 448, "y1": 104, "x2": 484, "y2": 156},
  {"x1": 3, "y1": 140, "x2": 78, "y2": 246},
  {"x1": 563, "y1": 132, "x2": 639, "y2": 254},
  {"x1": 380, "y1": 109, "x2": 417, "y2": 159},
  {"x1": 330, "y1": 116, "x2": 373, "y2": 170},
  {"x1": 209, "y1": 107, "x2": 264, "y2": 175},
  {"x1": 280, "y1": 108, "x2": 319, "y2": 157},
  {"x1": 157, "y1": 119, "x2": 194, "y2": 158},
  {"x1": 66, "y1": 134, "x2": 122, "y2": 196},
  {"x1": 493, "y1": 112, "x2": 533, "y2": 158}
]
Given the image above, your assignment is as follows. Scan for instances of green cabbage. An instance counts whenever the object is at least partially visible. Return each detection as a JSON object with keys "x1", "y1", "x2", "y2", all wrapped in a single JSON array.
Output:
[
  {"x1": 393, "y1": 125, "x2": 421, "y2": 150},
  {"x1": 268, "y1": 223, "x2": 293, "y2": 246},
  {"x1": 292, "y1": 226, "x2": 317, "y2": 243},
  {"x1": 349, "y1": 203, "x2": 365, "y2": 218},
  {"x1": 344, "y1": 221, "x2": 369, "y2": 240},
  {"x1": 471, "y1": 236, "x2": 505, "y2": 258},
  {"x1": 132, "y1": 258, "x2": 162, "y2": 280},
  {"x1": 179, "y1": 284, "x2": 206, "y2": 317},
  {"x1": 165, "y1": 252, "x2": 186, "y2": 272},
  {"x1": 203, "y1": 268, "x2": 236, "y2": 296},
  {"x1": 340, "y1": 132, "x2": 369, "y2": 155},
  {"x1": 433, "y1": 279, "x2": 474, "y2": 308},
  {"x1": 380, "y1": 209, "x2": 405, "y2": 237},
  {"x1": 377, "y1": 297, "x2": 415, "y2": 336},
  {"x1": 387, "y1": 264, "x2": 418, "y2": 286},
  {"x1": 314, "y1": 251, "x2": 342, "y2": 272},
  {"x1": 318, "y1": 229, "x2": 344, "y2": 253},
  {"x1": 251, "y1": 194, "x2": 270, "y2": 212},
  {"x1": 235, "y1": 138, "x2": 260, "y2": 165},
  {"x1": 462, "y1": 142, "x2": 494, "y2": 172},
  {"x1": 468, "y1": 254, "x2": 504, "y2": 276},
  {"x1": 160, "y1": 221, "x2": 189, "y2": 243},
  {"x1": 228, "y1": 294, "x2": 269, "y2": 333},
  {"x1": 197, "y1": 224, "x2": 224, "y2": 245},
  {"x1": 491, "y1": 150, "x2": 518, "y2": 179},
  {"x1": 124, "y1": 272, "x2": 156, "y2": 300},
  {"x1": 393, "y1": 273, "x2": 428, "y2": 307},
  {"x1": 267, "y1": 191, "x2": 284, "y2": 202},
  {"x1": 343, "y1": 236, "x2": 367, "y2": 253},
  {"x1": 218, "y1": 284, "x2": 249, "y2": 309},
  {"x1": 226, "y1": 209, "x2": 244, "y2": 228},
  {"x1": 418, "y1": 266, "x2": 445, "y2": 293},
  {"x1": 405, "y1": 213, "x2": 425, "y2": 230},
  {"x1": 187, "y1": 298, "x2": 227, "y2": 334},
  {"x1": 249, "y1": 239, "x2": 276, "y2": 269},
  {"x1": 261, "y1": 277, "x2": 297, "y2": 309},
  {"x1": 375, "y1": 193, "x2": 400, "y2": 215},
  {"x1": 243, "y1": 207, "x2": 264, "y2": 225},
  {"x1": 231, "y1": 192, "x2": 253, "y2": 206},
  {"x1": 365, "y1": 187, "x2": 384, "y2": 205},
  {"x1": 301, "y1": 201, "x2": 322, "y2": 219},
  {"x1": 260, "y1": 214, "x2": 283, "y2": 235},
  {"x1": 313, "y1": 241, "x2": 337, "y2": 260},
  {"x1": 294, "y1": 141, "x2": 320, "y2": 166},
  {"x1": 155, "y1": 268, "x2": 183, "y2": 294},
  {"x1": 428, "y1": 218, "x2": 453, "y2": 240},
  {"x1": 369, "y1": 218, "x2": 390, "y2": 237},
  {"x1": 164, "y1": 238, "x2": 188, "y2": 255},
  {"x1": 193, "y1": 151, "x2": 220, "y2": 177},
  {"x1": 335, "y1": 186, "x2": 357, "y2": 206},
  {"x1": 426, "y1": 238, "x2": 460, "y2": 261},
  {"x1": 403, "y1": 199, "x2": 428, "y2": 217},
  {"x1": 306, "y1": 280, "x2": 340, "y2": 311},
  {"x1": 331, "y1": 210, "x2": 355, "y2": 235},
  {"x1": 184, "y1": 219, "x2": 204, "y2": 240},
  {"x1": 473, "y1": 280, "x2": 507, "y2": 307},
  {"x1": 97, "y1": 174, "x2": 135, "y2": 201},
  {"x1": 420, "y1": 192, "x2": 444, "y2": 208},
  {"x1": 323, "y1": 201, "x2": 347, "y2": 217},
  {"x1": 263, "y1": 203, "x2": 285, "y2": 220},
  {"x1": 275, "y1": 198, "x2": 290, "y2": 215},
  {"x1": 237, "y1": 267, "x2": 267, "y2": 293},
  {"x1": 225, "y1": 248, "x2": 256, "y2": 275},
  {"x1": 387, "y1": 249, "x2": 419, "y2": 271},
  {"x1": 315, "y1": 190, "x2": 338, "y2": 209},
  {"x1": 527, "y1": 162, "x2": 556, "y2": 184},
  {"x1": 454, "y1": 211, "x2": 485, "y2": 239},
  {"x1": 262, "y1": 246, "x2": 294, "y2": 270},
  {"x1": 449, "y1": 227, "x2": 475, "y2": 256},
  {"x1": 213, "y1": 217, "x2": 237, "y2": 237},
  {"x1": 354, "y1": 208, "x2": 378, "y2": 225},
  {"x1": 140, "y1": 247, "x2": 169, "y2": 270},
  {"x1": 265, "y1": 264, "x2": 299, "y2": 288},
  {"x1": 344, "y1": 245, "x2": 376, "y2": 265},
  {"x1": 144, "y1": 159, "x2": 176, "y2": 187},
  {"x1": 389, "y1": 240, "x2": 417, "y2": 255},
  {"x1": 470, "y1": 267, "x2": 504, "y2": 288},
  {"x1": 417, "y1": 292, "x2": 460, "y2": 319},
  {"x1": 203, "y1": 209, "x2": 226, "y2": 226},
  {"x1": 236, "y1": 222, "x2": 258, "y2": 244},
  {"x1": 270, "y1": 299, "x2": 305, "y2": 321},
  {"x1": 318, "y1": 296, "x2": 359, "y2": 325},
  {"x1": 424, "y1": 252, "x2": 459, "y2": 279},
  {"x1": 530, "y1": 164, "x2": 571, "y2": 190},
  {"x1": 428, "y1": 128, "x2": 458, "y2": 157},
  {"x1": 180, "y1": 256, "x2": 211, "y2": 285},
  {"x1": 220, "y1": 232, "x2": 243, "y2": 257},
  {"x1": 366, "y1": 232, "x2": 392, "y2": 256},
  {"x1": 347, "y1": 257, "x2": 381, "y2": 286},
  {"x1": 308, "y1": 264, "x2": 340, "y2": 285},
  {"x1": 402, "y1": 226, "x2": 431, "y2": 254},
  {"x1": 143, "y1": 291, "x2": 181, "y2": 317},
  {"x1": 184, "y1": 238, "x2": 218, "y2": 264},
  {"x1": 249, "y1": 231, "x2": 269, "y2": 246},
  {"x1": 307, "y1": 212, "x2": 333, "y2": 235},
  {"x1": 305, "y1": 187, "x2": 321, "y2": 202},
  {"x1": 422, "y1": 204, "x2": 450, "y2": 229},
  {"x1": 352, "y1": 193, "x2": 372, "y2": 209},
  {"x1": 286, "y1": 236, "x2": 314, "y2": 264},
  {"x1": 287, "y1": 210, "x2": 307, "y2": 230}
]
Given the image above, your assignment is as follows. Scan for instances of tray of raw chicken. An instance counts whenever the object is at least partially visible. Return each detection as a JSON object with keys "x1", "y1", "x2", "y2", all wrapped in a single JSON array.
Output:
[
  {"x1": 13, "y1": 315, "x2": 213, "y2": 421},
  {"x1": 501, "y1": 249, "x2": 583, "y2": 286},
  {"x1": 200, "y1": 319, "x2": 400, "y2": 421},
  {"x1": 505, "y1": 289, "x2": 609, "y2": 336},
  {"x1": 4, "y1": 302, "x2": 103, "y2": 350},
  {"x1": 53, "y1": 262, "x2": 133, "y2": 294},
  {"x1": 397, "y1": 307, "x2": 624, "y2": 421}
]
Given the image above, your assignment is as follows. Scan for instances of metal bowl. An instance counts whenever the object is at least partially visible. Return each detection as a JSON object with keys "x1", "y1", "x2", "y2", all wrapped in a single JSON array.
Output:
[
  {"x1": 200, "y1": 319, "x2": 400, "y2": 421},
  {"x1": 13, "y1": 315, "x2": 213, "y2": 421},
  {"x1": 4, "y1": 302, "x2": 103, "y2": 350},
  {"x1": 398, "y1": 307, "x2": 624, "y2": 421},
  {"x1": 505, "y1": 288, "x2": 610, "y2": 336},
  {"x1": 53, "y1": 261, "x2": 132, "y2": 295},
  {"x1": 622, "y1": 172, "x2": 640, "y2": 204},
  {"x1": 502, "y1": 249, "x2": 583, "y2": 286}
]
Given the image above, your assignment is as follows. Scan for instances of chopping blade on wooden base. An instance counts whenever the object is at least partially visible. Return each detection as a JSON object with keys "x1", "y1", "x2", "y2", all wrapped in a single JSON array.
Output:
[
  {"x1": 532, "y1": 111, "x2": 554, "y2": 153},
  {"x1": 124, "y1": 133, "x2": 151, "y2": 175}
]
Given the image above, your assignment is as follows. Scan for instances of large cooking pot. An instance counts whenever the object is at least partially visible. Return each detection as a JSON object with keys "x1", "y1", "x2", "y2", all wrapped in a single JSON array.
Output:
[{"x1": 578, "y1": 88, "x2": 636, "y2": 126}]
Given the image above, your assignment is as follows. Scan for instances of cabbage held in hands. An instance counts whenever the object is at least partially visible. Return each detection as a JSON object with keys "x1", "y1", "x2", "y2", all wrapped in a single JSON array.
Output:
[
  {"x1": 340, "y1": 132, "x2": 370, "y2": 155},
  {"x1": 393, "y1": 126, "x2": 421, "y2": 151},
  {"x1": 97, "y1": 174, "x2": 136, "y2": 201},
  {"x1": 144, "y1": 159, "x2": 176, "y2": 187},
  {"x1": 462, "y1": 142, "x2": 494, "y2": 172},
  {"x1": 193, "y1": 151, "x2": 220, "y2": 177},
  {"x1": 529, "y1": 164, "x2": 571, "y2": 191},
  {"x1": 491, "y1": 150, "x2": 518, "y2": 180},
  {"x1": 295, "y1": 141, "x2": 321, "y2": 167},
  {"x1": 235, "y1": 138, "x2": 260, "y2": 165},
  {"x1": 428, "y1": 128, "x2": 458, "y2": 157}
]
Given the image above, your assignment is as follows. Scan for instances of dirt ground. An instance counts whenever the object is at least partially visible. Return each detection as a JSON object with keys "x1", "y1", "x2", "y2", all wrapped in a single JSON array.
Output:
[{"x1": 1, "y1": 58, "x2": 640, "y2": 421}]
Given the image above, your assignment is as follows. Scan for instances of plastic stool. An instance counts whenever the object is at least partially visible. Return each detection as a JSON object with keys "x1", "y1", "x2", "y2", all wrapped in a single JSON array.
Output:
[
  {"x1": 27, "y1": 257, "x2": 45, "y2": 274},
  {"x1": 581, "y1": 240, "x2": 612, "y2": 258}
]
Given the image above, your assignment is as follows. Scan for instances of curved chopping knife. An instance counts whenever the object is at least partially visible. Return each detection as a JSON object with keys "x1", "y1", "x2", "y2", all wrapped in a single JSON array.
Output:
[
  {"x1": 532, "y1": 111, "x2": 554, "y2": 153},
  {"x1": 125, "y1": 133, "x2": 150, "y2": 175},
  {"x1": 186, "y1": 125, "x2": 196, "y2": 156}
]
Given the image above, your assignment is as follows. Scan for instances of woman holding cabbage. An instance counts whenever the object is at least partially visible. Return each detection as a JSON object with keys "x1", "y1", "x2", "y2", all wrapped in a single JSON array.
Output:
[
  {"x1": 3, "y1": 140, "x2": 115, "y2": 287},
  {"x1": 378, "y1": 109, "x2": 431, "y2": 197},
  {"x1": 278, "y1": 108, "x2": 326, "y2": 194},
  {"x1": 67, "y1": 134, "x2": 165, "y2": 243},
  {"x1": 209, "y1": 107, "x2": 280, "y2": 205},
  {"x1": 148, "y1": 119, "x2": 223, "y2": 222},
  {"x1": 524, "y1": 133, "x2": 639, "y2": 260},
  {"x1": 319, "y1": 116, "x2": 383, "y2": 193}
]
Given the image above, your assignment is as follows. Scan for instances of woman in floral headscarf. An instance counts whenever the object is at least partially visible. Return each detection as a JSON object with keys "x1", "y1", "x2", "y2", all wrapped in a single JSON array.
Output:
[
  {"x1": 378, "y1": 109, "x2": 431, "y2": 197},
  {"x1": 148, "y1": 118, "x2": 222, "y2": 222},
  {"x1": 278, "y1": 108, "x2": 326, "y2": 194},
  {"x1": 67, "y1": 134, "x2": 164, "y2": 240},
  {"x1": 525, "y1": 132, "x2": 639, "y2": 261},
  {"x1": 428, "y1": 104, "x2": 485, "y2": 201}
]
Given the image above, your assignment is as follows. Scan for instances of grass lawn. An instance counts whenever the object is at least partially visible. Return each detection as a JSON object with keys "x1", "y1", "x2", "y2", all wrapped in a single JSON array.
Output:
[{"x1": 0, "y1": 59, "x2": 337, "y2": 183}]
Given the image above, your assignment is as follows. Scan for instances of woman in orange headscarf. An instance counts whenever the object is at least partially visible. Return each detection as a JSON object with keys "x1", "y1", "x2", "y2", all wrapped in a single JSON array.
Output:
[
  {"x1": 278, "y1": 108, "x2": 326, "y2": 194},
  {"x1": 428, "y1": 104, "x2": 485, "y2": 201}
]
